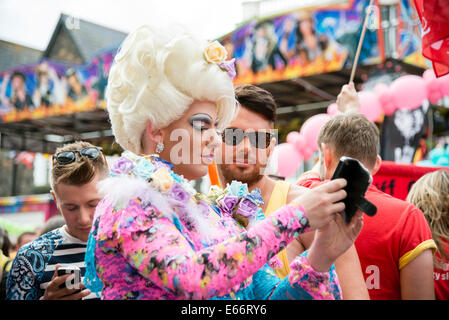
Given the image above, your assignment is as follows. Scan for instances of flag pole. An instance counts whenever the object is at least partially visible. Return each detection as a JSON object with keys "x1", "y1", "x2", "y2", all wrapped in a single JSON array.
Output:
[{"x1": 349, "y1": 0, "x2": 375, "y2": 84}]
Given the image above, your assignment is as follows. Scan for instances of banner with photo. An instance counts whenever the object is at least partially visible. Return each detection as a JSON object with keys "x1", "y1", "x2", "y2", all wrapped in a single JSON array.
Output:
[
  {"x1": 0, "y1": 0, "x2": 425, "y2": 123},
  {"x1": 0, "y1": 48, "x2": 116, "y2": 123},
  {"x1": 219, "y1": 0, "x2": 424, "y2": 85},
  {"x1": 380, "y1": 105, "x2": 429, "y2": 163}
]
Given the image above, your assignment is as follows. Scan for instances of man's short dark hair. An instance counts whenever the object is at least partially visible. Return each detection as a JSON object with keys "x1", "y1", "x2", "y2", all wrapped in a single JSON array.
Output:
[{"x1": 235, "y1": 84, "x2": 276, "y2": 122}]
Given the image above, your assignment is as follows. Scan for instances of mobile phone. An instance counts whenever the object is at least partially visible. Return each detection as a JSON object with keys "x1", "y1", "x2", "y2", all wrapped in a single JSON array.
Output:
[
  {"x1": 331, "y1": 156, "x2": 377, "y2": 224},
  {"x1": 57, "y1": 265, "x2": 82, "y2": 291}
]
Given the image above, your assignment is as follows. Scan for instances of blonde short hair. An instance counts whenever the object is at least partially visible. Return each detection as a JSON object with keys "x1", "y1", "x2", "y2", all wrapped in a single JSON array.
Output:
[
  {"x1": 407, "y1": 170, "x2": 449, "y2": 266},
  {"x1": 318, "y1": 113, "x2": 380, "y2": 169},
  {"x1": 106, "y1": 24, "x2": 237, "y2": 154}
]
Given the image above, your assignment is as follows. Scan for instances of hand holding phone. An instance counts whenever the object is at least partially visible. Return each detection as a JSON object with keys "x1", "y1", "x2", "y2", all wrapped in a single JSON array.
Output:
[
  {"x1": 41, "y1": 265, "x2": 90, "y2": 300},
  {"x1": 331, "y1": 156, "x2": 377, "y2": 224},
  {"x1": 57, "y1": 265, "x2": 82, "y2": 291}
]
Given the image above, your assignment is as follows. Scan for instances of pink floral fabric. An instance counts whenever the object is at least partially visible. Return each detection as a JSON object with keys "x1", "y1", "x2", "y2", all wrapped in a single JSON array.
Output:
[
  {"x1": 90, "y1": 192, "x2": 340, "y2": 299},
  {"x1": 86, "y1": 152, "x2": 341, "y2": 300}
]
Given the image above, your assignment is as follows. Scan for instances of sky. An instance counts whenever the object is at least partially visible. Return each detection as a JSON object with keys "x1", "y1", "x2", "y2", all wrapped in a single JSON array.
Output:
[{"x1": 0, "y1": 0, "x2": 247, "y2": 50}]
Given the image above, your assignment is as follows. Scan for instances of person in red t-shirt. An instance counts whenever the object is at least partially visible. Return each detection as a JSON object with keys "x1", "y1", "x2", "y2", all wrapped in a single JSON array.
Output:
[
  {"x1": 297, "y1": 112, "x2": 436, "y2": 300},
  {"x1": 407, "y1": 170, "x2": 449, "y2": 300}
]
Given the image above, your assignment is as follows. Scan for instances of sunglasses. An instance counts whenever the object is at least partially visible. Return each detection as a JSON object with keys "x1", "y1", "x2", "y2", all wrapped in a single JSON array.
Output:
[
  {"x1": 222, "y1": 128, "x2": 274, "y2": 149},
  {"x1": 52, "y1": 147, "x2": 104, "y2": 166}
]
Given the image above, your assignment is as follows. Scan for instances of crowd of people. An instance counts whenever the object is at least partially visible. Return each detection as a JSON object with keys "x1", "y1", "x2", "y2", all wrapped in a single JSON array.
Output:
[{"x1": 0, "y1": 23, "x2": 448, "y2": 300}]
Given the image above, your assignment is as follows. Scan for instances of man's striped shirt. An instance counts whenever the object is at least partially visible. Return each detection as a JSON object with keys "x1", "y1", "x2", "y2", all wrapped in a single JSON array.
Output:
[{"x1": 6, "y1": 226, "x2": 99, "y2": 300}]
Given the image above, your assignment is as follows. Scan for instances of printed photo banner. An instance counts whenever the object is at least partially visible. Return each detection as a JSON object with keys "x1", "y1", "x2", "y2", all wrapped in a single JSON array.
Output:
[
  {"x1": 0, "y1": 48, "x2": 116, "y2": 123},
  {"x1": 0, "y1": 0, "x2": 424, "y2": 123},
  {"x1": 219, "y1": 0, "x2": 425, "y2": 85}
]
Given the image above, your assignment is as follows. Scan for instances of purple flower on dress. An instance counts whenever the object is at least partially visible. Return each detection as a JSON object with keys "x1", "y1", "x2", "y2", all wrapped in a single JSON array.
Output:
[
  {"x1": 111, "y1": 157, "x2": 135, "y2": 175},
  {"x1": 219, "y1": 58, "x2": 236, "y2": 80},
  {"x1": 170, "y1": 183, "x2": 190, "y2": 203},
  {"x1": 218, "y1": 195, "x2": 239, "y2": 217},
  {"x1": 235, "y1": 198, "x2": 258, "y2": 218}
]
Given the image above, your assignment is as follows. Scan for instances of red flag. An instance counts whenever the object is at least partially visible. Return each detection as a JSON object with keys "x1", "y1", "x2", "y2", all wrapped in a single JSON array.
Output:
[{"x1": 414, "y1": 0, "x2": 449, "y2": 77}]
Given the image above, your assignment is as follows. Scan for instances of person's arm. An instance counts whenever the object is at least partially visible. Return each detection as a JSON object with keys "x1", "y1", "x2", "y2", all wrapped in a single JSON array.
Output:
[
  {"x1": 117, "y1": 202, "x2": 311, "y2": 300},
  {"x1": 269, "y1": 251, "x2": 342, "y2": 300},
  {"x1": 397, "y1": 206, "x2": 437, "y2": 300},
  {"x1": 110, "y1": 179, "x2": 347, "y2": 299},
  {"x1": 334, "y1": 245, "x2": 370, "y2": 300},
  {"x1": 292, "y1": 227, "x2": 370, "y2": 300},
  {"x1": 286, "y1": 237, "x2": 306, "y2": 263},
  {"x1": 272, "y1": 211, "x2": 364, "y2": 300},
  {"x1": 284, "y1": 186, "x2": 313, "y2": 263},
  {"x1": 400, "y1": 249, "x2": 435, "y2": 299},
  {"x1": 6, "y1": 248, "x2": 40, "y2": 300}
]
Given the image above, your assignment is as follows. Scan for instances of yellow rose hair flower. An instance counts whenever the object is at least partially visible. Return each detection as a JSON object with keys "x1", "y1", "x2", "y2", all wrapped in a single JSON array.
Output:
[
  {"x1": 204, "y1": 41, "x2": 236, "y2": 80},
  {"x1": 204, "y1": 41, "x2": 228, "y2": 64}
]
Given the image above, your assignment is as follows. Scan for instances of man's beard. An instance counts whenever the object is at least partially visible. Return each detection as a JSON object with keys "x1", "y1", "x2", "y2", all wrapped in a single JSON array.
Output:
[{"x1": 218, "y1": 164, "x2": 264, "y2": 187}]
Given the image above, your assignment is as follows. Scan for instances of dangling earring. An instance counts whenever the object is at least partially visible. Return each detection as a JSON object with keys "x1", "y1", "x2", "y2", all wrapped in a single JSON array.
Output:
[{"x1": 155, "y1": 142, "x2": 164, "y2": 154}]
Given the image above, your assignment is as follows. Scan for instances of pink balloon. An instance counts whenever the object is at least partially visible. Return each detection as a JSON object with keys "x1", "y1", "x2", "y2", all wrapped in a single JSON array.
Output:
[
  {"x1": 374, "y1": 83, "x2": 396, "y2": 116},
  {"x1": 292, "y1": 134, "x2": 306, "y2": 153},
  {"x1": 423, "y1": 69, "x2": 437, "y2": 82},
  {"x1": 358, "y1": 91, "x2": 383, "y2": 122},
  {"x1": 286, "y1": 131, "x2": 300, "y2": 144},
  {"x1": 276, "y1": 143, "x2": 302, "y2": 178},
  {"x1": 423, "y1": 69, "x2": 443, "y2": 104},
  {"x1": 302, "y1": 146, "x2": 315, "y2": 160},
  {"x1": 327, "y1": 103, "x2": 339, "y2": 116},
  {"x1": 390, "y1": 75, "x2": 427, "y2": 110},
  {"x1": 300, "y1": 114, "x2": 332, "y2": 151}
]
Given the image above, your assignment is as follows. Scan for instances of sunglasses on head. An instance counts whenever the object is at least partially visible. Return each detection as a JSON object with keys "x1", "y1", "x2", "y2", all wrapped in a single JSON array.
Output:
[
  {"x1": 52, "y1": 147, "x2": 104, "y2": 166},
  {"x1": 222, "y1": 128, "x2": 274, "y2": 149}
]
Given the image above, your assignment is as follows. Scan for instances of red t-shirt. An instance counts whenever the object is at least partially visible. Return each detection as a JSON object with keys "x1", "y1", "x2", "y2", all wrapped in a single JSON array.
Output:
[
  {"x1": 297, "y1": 173, "x2": 436, "y2": 300},
  {"x1": 434, "y1": 239, "x2": 449, "y2": 300}
]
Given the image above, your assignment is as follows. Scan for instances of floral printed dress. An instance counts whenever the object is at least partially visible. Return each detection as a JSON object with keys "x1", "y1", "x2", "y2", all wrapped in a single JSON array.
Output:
[{"x1": 84, "y1": 152, "x2": 341, "y2": 300}]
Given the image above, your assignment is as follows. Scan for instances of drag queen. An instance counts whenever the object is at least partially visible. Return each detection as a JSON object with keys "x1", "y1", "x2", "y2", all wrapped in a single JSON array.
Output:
[{"x1": 84, "y1": 24, "x2": 363, "y2": 300}]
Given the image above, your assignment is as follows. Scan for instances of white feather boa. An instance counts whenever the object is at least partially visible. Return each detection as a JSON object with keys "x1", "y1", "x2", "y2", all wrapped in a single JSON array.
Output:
[{"x1": 96, "y1": 174, "x2": 218, "y2": 240}]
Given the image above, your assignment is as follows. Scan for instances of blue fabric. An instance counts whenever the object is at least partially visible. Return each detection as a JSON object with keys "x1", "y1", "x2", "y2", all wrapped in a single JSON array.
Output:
[
  {"x1": 6, "y1": 229, "x2": 63, "y2": 300},
  {"x1": 83, "y1": 228, "x2": 103, "y2": 298}
]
